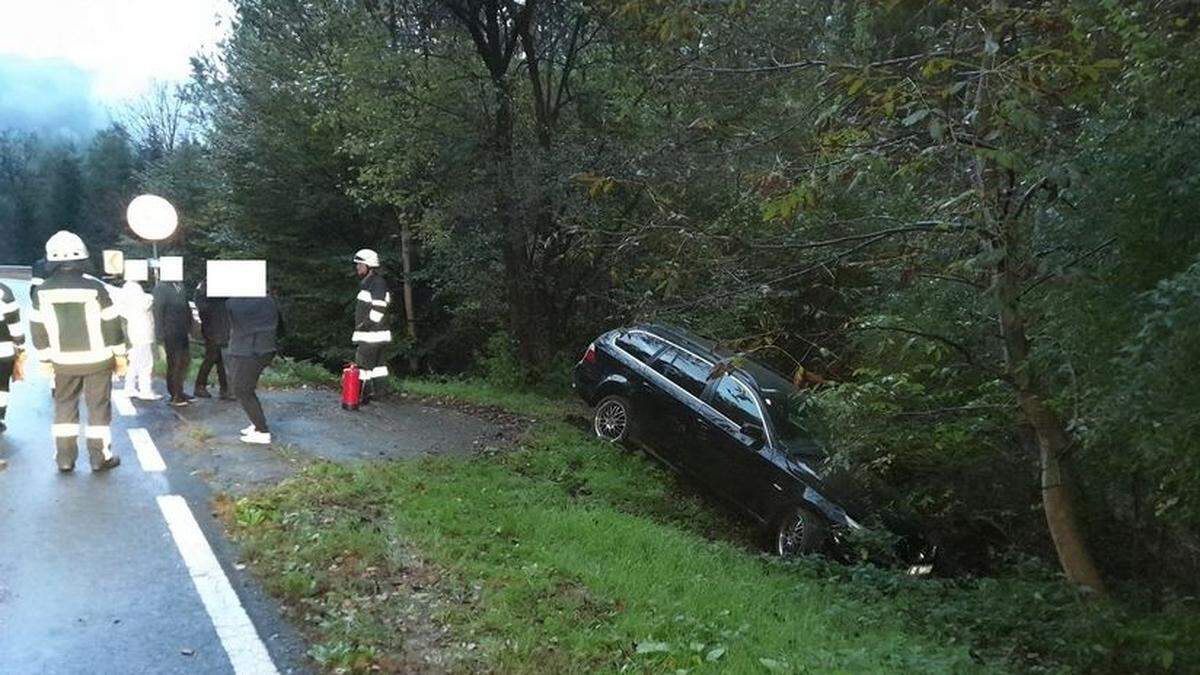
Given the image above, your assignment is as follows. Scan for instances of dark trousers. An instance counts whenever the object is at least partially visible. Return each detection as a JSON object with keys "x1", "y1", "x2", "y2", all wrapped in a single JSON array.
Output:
[
  {"x1": 228, "y1": 353, "x2": 273, "y2": 433},
  {"x1": 0, "y1": 358, "x2": 12, "y2": 424},
  {"x1": 355, "y1": 343, "x2": 387, "y2": 400},
  {"x1": 165, "y1": 344, "x2": 191, "y2": 401},
  {"x1": 53, "y1": 369, "x2": 113, "y2": 469},
  {"x1": 195, "y1": 341, "x2": 228, "y2": 393}
]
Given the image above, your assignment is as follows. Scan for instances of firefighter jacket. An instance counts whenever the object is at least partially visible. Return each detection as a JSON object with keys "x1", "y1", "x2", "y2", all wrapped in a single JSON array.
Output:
[
  {"x1": 30, "y1": 268, "x2": 127, "y2": 375},
  {"x1": 0, "y1": 281, "x2": 24, "y2": 361},
  {"x1": 352, "y1": 272, "x2": 392, "y2": 344}
]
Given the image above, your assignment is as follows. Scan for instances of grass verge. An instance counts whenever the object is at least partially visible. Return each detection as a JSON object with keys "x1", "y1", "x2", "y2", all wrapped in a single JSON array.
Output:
[{"x1": 224, "y1": 378, "x2": 1200, "y2": 674}]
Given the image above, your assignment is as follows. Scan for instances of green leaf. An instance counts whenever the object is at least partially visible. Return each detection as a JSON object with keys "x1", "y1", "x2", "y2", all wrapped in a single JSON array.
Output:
[
  {"x1": 902, "y1": 109, "x2": 930, "y2": 127},
  {"x1": 706, "y1": 646, "x2": 727, "y2": 662},
  {"x1": 759, "y1": 658, "x2": 791, "y2": 673},
  {"x1": 636, "y1": 641, "x2": 672, "y2": 655}
]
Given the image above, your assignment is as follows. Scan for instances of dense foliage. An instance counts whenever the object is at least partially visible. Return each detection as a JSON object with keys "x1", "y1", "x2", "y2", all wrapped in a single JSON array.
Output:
[{"x1": 4, "y1": 0, "x2": 1198, "y2": 598}]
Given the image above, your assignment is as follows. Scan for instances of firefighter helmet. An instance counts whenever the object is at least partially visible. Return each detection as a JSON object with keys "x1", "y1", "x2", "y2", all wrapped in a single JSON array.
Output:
[
  {"x1": 353, "y1": 249, "x2": 380, "y2": 268},
  {"x1": 45, "y1": 231, "x2": 89, "y2": 262}
]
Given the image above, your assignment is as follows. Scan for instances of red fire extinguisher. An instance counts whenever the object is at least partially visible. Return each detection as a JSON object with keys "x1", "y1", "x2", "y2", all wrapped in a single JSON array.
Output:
[{"x1": 341, "y1": 363, "x2": 362, "y2": 411}]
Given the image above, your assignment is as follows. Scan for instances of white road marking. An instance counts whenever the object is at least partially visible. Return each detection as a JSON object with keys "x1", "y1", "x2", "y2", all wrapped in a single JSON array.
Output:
[
  {"x1": 128, "y1": 428, "x2": 166, "y2": 472},
  {"x1": 112, "y1": 392, "x2": 137, "y2": 417},
  {"x1": 158, "y1": 495, "x2": 279, "y2": 675}
]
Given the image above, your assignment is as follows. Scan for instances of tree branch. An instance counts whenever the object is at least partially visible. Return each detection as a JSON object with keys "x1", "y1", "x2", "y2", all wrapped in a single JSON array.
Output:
[{"x1": 847, "y1": 324, "x2": 979, "y2": 366}]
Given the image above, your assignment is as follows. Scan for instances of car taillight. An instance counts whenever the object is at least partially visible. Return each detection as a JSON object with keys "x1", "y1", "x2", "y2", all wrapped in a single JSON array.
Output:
[{"x1": 582, "y1": 343, "x2": 597, "y2": 364}]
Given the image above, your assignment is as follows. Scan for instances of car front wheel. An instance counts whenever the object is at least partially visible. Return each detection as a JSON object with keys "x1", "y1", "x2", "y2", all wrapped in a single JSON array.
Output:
[
  {"x1": 593, "y1": 395, "x2": 635, "y2": 443},
  {"x1": 773, "y1": 506, "x2": 828, "y2": 558}
]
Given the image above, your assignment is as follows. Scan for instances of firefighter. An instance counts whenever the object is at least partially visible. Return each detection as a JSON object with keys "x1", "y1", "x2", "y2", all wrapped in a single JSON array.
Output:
[
  {"x1": 29, "y1": 231, "x2": 128, "y2": 472},
  {"x1": 1, "y1": 280, "x2": 26, "y2": 437},
  {"x1": 351, "y1": 249, "x2": 391, "y2": 405}
]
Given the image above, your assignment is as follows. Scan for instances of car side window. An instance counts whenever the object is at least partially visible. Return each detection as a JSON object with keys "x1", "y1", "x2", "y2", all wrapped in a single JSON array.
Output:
[
  {"x1": 616, "y1": 331, "x2": 668, "y2": 364},
  {"x1": 656, "y1": 348, "x2": 713, "y2": 398},
  {"x1": 710, "y1": 375, "x2": 764, "y2": 430}
]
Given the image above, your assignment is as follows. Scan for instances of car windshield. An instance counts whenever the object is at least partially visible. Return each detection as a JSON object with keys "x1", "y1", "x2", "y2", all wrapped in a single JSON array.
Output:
[{"x1": 760, "y1": 390, "x2": 825, "y2": 458}]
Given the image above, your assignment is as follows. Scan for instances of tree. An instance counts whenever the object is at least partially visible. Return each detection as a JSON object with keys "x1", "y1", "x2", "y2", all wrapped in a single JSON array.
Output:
[
  {"x1": 0, "y1": 131, "x2": 41, "y2": 262},
  {"x1": 81, "y1": 124, "x2": 138, "y2": 248},
  {"x1": 120, "y1": 81, "x2": 192, "y2": 162}
]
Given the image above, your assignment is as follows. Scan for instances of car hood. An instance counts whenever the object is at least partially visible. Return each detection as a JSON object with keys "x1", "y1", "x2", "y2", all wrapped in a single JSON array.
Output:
[{"x1": 776, "y1": 451, "x2": 867, "y2": 527}]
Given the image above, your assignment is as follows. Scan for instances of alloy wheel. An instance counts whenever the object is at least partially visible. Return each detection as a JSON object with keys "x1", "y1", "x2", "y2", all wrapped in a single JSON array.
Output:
[
  {"x1": 777, "y1": 512, "x2": 806, "y2": 557},
  {"x1": 593, "y1": 400, "x2": 628, "y2": 441}
]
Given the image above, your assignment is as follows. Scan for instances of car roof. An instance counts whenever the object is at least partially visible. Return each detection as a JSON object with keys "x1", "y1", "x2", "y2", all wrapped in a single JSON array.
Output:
[{"x1": 628, "y1": 323, "x2": 798, "y2": 397}]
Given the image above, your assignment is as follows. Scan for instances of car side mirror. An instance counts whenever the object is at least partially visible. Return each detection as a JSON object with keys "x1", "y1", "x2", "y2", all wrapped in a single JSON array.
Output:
[{"x1": 740, "y1": 423, "x2": 766, "y2": 448}]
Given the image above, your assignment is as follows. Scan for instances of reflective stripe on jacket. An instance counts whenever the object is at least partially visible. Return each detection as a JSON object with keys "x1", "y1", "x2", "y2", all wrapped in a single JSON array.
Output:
[
  {"x1": 30, "y1": 269, "x2": 126, "y2": 374},
  {"x1": 352, "y1": 272, "x2": 392, "y2": 344},
  {"x1": 0, "y1": 282, "x2": 24, "y2": 360}
]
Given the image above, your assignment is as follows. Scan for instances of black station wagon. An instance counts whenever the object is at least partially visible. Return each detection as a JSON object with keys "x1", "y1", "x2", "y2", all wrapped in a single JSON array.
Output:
[{"x1": 572, "y1": 323, "x2": 863, "y2": 557}]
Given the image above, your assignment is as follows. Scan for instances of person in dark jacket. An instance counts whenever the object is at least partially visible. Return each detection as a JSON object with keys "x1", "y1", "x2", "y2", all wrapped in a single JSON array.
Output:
[
  {"x1": 193, "y1": 280, "x2": 230, "y2": 399},
  {"x1": 152, "y1": 276, "x2": 195, "y2": 406},
  {"x1": 225, "y1": 294, "x2": 281, "y2": 445}
]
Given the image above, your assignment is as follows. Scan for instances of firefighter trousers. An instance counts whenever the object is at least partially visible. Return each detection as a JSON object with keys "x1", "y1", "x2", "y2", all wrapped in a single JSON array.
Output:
[
  {"x1": 354, "y1": 343, "x2": 388, "y2": 399},
  {"x1": 0, "y1": 358, "x2": 12, "y2": 425},
  {"x1": 52, "y1": 369, "x2": 114, "y2": 470}
]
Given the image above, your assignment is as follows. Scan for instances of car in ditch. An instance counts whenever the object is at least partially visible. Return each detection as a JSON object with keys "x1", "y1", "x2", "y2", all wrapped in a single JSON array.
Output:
[{"x1": 572, "y1": 323, "x2": 864, "y2": 557}]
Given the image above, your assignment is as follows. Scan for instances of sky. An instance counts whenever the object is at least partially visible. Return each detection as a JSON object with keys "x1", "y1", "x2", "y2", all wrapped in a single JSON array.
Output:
[{"x1": 0, "y1": 0, "x2": 233, "y2": 136}]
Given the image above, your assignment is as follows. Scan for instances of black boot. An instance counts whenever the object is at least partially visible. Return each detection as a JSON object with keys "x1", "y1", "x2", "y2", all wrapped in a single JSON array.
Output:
[
  {"x1": 94, "y1": 456, "x2": 121, "y2": 472},
  {"x1": 194, "y1": 386, "x2": 212, "y2": 399}
]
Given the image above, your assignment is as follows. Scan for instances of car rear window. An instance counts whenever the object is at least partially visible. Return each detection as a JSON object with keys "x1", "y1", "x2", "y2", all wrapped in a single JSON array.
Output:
[
  {"x1": 616, "y1": 331, "x2": 668, "y2": 363},
  {"x1": 656, "y1": 348, "x2": 713, "y2": 398},
  {"x1": 710, "y1": 375, "x2": 764, "y2": 429}
]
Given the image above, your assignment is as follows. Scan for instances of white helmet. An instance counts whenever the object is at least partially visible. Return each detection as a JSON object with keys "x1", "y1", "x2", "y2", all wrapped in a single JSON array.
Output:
[
  {"x1": 46, "y1": 231, "x2": 89, "y2": 262},
  {"x1": 353, "y1": 248, "x2": 380, "y2": 268}
]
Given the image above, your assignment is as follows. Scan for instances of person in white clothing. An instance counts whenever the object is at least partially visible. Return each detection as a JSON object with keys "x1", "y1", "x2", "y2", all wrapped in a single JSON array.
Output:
[{"x1": 118, "y1": 278, "x2": 160, "y2": 400}]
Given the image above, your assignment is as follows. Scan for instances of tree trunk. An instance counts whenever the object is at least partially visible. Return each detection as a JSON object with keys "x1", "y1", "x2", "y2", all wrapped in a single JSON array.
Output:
[
  {"x1": 491, "y1": 77, "x2": 541, "y2": 372},
  {"x1": 968, "y1": 12, "x2": 1104, "y2": 593},
  {"x1": 399, "y1": 219, "x2": 419, "y2": 372},
  {"x1": 993, "y1": 217, "x2": 1107, "y2": 596}
]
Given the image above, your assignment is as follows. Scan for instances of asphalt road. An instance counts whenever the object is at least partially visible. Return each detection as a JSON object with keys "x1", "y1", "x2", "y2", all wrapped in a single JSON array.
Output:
[{"x1": 0, "y1": 277, "x2": 309, "y2": 675}]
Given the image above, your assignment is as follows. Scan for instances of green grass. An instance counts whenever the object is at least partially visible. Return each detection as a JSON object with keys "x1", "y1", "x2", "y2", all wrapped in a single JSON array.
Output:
[
  {"x1": 260, "y1": 356, "x2": 339, "y2": 389},
  {"x1": 388, "y1": 375, "x2": 575, "y2": 418},
  {"x1": 225, "y1": 379, "x2": 1200, "y2": 674}
]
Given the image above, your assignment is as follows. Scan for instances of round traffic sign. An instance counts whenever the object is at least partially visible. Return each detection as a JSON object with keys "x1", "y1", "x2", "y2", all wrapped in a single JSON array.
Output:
[{"x1": 126, "y1": 194, "x2": 179, "y2": 241}]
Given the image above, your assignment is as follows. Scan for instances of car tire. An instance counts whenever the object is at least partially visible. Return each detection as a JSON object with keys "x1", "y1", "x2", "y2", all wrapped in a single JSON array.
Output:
[
  {"x1": 593, "y1": 395, "x2": 636, "y2": 444},
  {"x1": 772, "y1": 505, "x2": 828, "y2": 558}
]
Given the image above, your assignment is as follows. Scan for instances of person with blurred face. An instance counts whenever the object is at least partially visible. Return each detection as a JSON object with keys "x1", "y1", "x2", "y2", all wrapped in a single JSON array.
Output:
[{"x1": 152, "y1": 273, "x2": 194, "y2": 406}]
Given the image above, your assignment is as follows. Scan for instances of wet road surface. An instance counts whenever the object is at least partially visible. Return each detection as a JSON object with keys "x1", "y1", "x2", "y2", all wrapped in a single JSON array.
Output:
[{"x1": 0, "y1": 277, "x2": 308, "y2": 675}]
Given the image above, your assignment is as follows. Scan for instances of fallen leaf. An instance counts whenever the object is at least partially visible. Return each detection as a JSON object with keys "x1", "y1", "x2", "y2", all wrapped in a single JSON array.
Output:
[{"x1": 636, "y1": 641, "x2": 671, "y2": 655}]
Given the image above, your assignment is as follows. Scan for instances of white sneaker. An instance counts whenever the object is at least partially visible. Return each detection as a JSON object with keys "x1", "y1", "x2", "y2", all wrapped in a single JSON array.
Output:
[
  {"x1": 240, "y1": 430, "x2": 271, "y2": 445},
  {"x1": 240, "y1": 424, "x2": 256, "y2": 435},
  {"x1": 135, "y1": 391, "x2": 163, "y2": 401}
]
